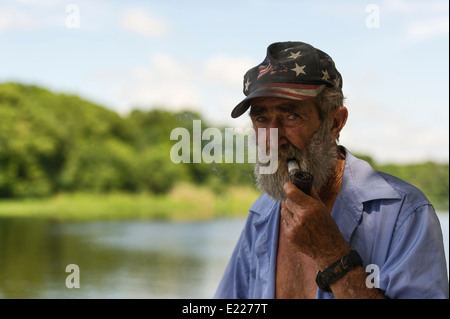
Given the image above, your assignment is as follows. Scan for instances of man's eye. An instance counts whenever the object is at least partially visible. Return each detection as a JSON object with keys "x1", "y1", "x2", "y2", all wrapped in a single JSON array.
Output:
[
  {"x1": 287, "y1": 113, "x2": 299, "y2": 120},
  {"x1": 256, "y1": 116, "x2": 267, "y2": 122}
]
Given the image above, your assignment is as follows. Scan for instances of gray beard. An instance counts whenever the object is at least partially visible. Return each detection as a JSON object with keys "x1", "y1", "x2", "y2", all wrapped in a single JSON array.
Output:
[{"x1": 254, "y1": 119, "x2": 339, "y2": 201}]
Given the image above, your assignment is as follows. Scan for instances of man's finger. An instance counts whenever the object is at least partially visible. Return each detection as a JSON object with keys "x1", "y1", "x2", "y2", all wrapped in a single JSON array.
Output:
[
  {"x1": 309, "y1": 185, "x2": 320, "y2": 200},
  {"x1": 283, "y1": 181, "x2": 309, "y2": 204},
  {"x1": 280, "y1": 201, "x2": 292, "y2": 218}
]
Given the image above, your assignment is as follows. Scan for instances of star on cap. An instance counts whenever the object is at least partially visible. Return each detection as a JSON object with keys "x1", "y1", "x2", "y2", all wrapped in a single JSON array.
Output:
[
  {"x1": 288, "y1": 51, "x2": 302, "y2": 59},
  {"x1": 321, "y1": 70, "x2": 330, "y2": 81},
  {"x1": 333, "y1": 77, "x2": 341, "y2": 87},
  {"x1": 244, "y1": 78, "x2": 251, "y2": 92},
  {"x1": 291, "y1": 63, "x2": 306, "y2": 76}
]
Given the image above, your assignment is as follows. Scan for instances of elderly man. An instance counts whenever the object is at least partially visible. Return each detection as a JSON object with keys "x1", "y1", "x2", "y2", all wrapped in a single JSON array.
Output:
[{"x1": 214, "y1": 41, "x2": 448, "y2": 299}]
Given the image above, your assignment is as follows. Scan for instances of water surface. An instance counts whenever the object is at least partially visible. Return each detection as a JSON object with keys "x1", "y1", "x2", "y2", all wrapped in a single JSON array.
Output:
[{"x1": 0, "y1": 213, "x2": 448, "y2": 298}]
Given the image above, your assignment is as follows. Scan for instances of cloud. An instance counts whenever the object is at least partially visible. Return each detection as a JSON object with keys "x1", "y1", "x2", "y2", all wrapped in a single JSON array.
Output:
[
  {"x1": 341, "y1": 88, "x2": 449, "y2": 163},
  {"x1": 382, "y1": 0, "x2": 449, "y2": 41},
  {"x1": 204, "y1": 55, "x2": 255, "y2": 89},
  {"x1": 383, "y1": 0, "x2": 448, "y2": 14},
  {"x1": 120, "y1": 8, "x2": 172, "y2": 38},
  {"x1": 0, "y1": 8, "x2": 39, "y2": 32},
  {"x1": 343, "y1": 121, "x2": 449, "y2": 163},
  {"x1": 104, "y1": 52, "x2": 256, "y2": 127},
  {"x1": 116, "y1": 53, "x2": 203, "y2": 112},
  {"x1": 18, "y1": 0, "x2": 63, "y2": 6},
  {"x1": 406, "y1": 17, "x2": 449, "y2": 39},
  {"x1": 0, "y1": 0, "x2": 77, "y2": 32}
]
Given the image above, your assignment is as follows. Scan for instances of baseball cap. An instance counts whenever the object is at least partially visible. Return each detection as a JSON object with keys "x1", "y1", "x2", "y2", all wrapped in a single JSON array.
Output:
[{"x1": 231, "y1": 41, "x2": 343, "y2": 118}]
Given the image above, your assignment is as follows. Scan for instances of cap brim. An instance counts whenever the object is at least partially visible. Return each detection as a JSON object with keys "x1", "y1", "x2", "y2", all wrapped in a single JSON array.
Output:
[{"x1": 231, "y1": 83, "x2": 326, "y2": 118}]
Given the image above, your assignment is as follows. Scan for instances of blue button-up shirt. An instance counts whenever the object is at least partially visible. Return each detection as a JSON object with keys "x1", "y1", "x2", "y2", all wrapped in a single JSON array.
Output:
[{"x1": 214, "y1": 148, "x2": 449, "y2": 299}]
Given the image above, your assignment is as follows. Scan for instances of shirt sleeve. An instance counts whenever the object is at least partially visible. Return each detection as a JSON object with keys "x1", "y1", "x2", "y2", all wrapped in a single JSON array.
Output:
[{"x1": 380, "y1": 204, "x2": 449, "y2": 299}]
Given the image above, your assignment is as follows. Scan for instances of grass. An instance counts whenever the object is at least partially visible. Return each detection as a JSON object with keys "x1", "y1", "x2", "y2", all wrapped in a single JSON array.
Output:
[{"x1": 0, "y1": 183, "x2": 261, "y2": 221}]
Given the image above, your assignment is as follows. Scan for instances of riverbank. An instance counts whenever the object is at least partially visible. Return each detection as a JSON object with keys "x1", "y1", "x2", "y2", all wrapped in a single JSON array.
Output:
[
  {"x1": 0, "y1": 183, "x2": 261, "y2": 221},
  {"x1": 1, "y1": 182, "x2": 447, "y2": 221}
]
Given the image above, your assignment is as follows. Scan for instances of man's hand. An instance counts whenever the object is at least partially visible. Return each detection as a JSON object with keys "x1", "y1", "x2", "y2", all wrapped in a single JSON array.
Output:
[
  {"x1": 280, "y1": 181, "x2": 387, "y2": 299},
  {"x1": 281, "y1": 181, "x2": 350, "y2": 269}
]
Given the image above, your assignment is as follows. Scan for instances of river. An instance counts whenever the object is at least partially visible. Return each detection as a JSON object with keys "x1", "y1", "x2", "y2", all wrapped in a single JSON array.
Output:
[{"x1": 0, "y1": 213, "x2": 448, "y2": 298}]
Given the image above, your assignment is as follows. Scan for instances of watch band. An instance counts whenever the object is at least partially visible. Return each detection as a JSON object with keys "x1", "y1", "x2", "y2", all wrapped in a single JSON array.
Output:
[{"x1": 315, "y1": 250, "x2": 363, "y2": 293}]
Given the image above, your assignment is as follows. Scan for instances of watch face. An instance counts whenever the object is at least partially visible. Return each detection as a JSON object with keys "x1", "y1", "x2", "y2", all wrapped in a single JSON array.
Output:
[{"x1": 341, "y1": 257, "x2": 353, "y2": 270}]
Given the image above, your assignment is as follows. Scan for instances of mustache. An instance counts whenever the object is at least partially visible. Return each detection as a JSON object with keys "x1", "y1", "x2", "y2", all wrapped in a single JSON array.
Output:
[
  {"x1": 278, "y1": 143, "x2": 300, "y2": 158},
  {"x1": 277, "y1": 143, "x2": 306, "y2": 168},
  {"x1": 257, "y1": 142, "x2": 300, "y2": 167},
  {"x1": 257, "y1": 142, "x2": 309, "y2": 177}
]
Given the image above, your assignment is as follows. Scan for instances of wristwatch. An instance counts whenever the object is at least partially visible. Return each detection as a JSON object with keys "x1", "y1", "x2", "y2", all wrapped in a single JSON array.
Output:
[{"x1": 315, "y1": 250, "x2": 363, "y2": 293}]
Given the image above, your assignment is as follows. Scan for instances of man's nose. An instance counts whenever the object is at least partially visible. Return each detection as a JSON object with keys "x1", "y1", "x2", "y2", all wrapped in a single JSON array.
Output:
[{"x1": 266, "y1": 117, "x2": 287, "y2": 148}]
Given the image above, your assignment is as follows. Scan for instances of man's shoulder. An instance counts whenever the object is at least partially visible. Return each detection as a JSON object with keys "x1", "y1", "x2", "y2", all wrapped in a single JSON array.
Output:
[
  {"x1": 344, "y1": 148, "x2": 432, "y2": 208},
  {"x1": 349, "y1": 153, "x2": 434, "y2": 216},
  {"x1": 375, "y1": 170, "x2": 432, "y2": 210}
]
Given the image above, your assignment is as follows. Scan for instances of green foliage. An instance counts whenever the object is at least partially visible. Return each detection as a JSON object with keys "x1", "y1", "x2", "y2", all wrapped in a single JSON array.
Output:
[{"x1": 0, "y1": 82, "x2": 255, "y2": 199}]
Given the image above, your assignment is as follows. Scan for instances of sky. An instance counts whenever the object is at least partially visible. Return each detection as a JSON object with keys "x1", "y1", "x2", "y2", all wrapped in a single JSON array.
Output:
[{"x1": 0, "y1": 0, "x2": 448, "y2": 164}]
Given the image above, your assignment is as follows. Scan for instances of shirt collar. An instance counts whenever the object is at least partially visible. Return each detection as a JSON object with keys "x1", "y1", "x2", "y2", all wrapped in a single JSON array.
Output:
[
  {"x1": 340, "y1": 147, "x2": 402, "y2": 208},
  {"x1": 249, "y1": 193, "x2": 278, "y2": 221},
  {"x1": 331, "y1": 147, "x2": 402, "y2": 239}
]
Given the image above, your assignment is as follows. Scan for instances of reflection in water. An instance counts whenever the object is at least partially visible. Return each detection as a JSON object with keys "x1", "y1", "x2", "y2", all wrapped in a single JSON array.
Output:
[
  {"x1": 0, "y1": 213, "x2": 448, "y2": 298},
  {"x1": 0, "y1": 218, "x2": 245, "y2": 298}
]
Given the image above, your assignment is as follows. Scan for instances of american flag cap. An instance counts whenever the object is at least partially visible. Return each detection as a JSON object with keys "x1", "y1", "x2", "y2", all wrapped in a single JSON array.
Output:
[{"x1": 231, "y1": 41, "x2": 343, "y2": 118}]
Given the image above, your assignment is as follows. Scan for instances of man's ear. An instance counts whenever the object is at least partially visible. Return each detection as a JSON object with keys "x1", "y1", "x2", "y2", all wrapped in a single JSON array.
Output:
[{"x1": 330, "y1": 106, "x2": 348, "y2": 139}]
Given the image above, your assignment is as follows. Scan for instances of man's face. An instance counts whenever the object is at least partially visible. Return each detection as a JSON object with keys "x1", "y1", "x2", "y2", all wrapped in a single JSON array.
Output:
[
  {"x1": 249, "y1": 97, "x2": 338, "y2": 200},
  {"x1": 249, "y1": 97, "x2": 322, "y2": 152}
]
